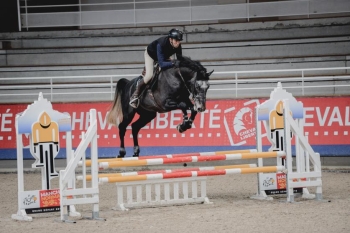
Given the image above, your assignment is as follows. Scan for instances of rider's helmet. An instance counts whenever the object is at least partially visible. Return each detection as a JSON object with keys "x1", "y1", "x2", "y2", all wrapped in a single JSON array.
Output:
[{"x1": 168, "y1": 28, "x2": 183, "y2": 41}]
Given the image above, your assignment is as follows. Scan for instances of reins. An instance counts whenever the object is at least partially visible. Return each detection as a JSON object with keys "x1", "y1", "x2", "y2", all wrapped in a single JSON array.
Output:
[{"x1": 176, "y1": 68, "x2": 196, "y2": 104}]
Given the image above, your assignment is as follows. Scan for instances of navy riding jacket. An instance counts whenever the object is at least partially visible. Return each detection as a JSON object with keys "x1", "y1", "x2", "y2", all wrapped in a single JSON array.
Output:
[{"x1": 147, "y1": 36, "x2": 182, "y2": 69}]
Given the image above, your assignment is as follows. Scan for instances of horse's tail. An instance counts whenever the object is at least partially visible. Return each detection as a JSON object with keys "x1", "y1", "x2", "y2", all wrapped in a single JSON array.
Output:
[{"x1": 107, "y1": 79, "x2": 127, "y2": 127}]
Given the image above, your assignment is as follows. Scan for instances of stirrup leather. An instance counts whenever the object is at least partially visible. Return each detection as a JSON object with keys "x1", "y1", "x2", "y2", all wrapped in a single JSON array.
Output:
[
  {"x1": 129, "y1": 95, "x2": 140, "y2": 108},
  {"x1": 129, "y1": 77, "x2": 145, "y2": 108}
]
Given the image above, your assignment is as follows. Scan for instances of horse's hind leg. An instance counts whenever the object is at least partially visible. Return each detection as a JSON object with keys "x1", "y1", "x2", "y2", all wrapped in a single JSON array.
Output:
[
  {"x1": 118, "y1": 121, "x2": 128, "y2": 158},
  {"x1": 131, "y1": 111, "x2": 157, "y2": 157},
  {"x1": 118, "y1": 113, "x2": 135, "y2": 158}
]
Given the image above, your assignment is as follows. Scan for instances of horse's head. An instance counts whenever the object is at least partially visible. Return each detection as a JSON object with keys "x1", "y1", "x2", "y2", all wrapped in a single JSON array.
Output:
[
  {"x1": 190, "y1": 69, "x2": 213, "y2": 112},
  {"x1": 177, "y1": 55, "x2": 213, "y2": 112}
]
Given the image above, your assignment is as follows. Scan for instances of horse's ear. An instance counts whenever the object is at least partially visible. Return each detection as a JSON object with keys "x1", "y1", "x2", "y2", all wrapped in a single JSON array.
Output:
[
  {"x1": 192, "y1": 71, "x2": 197, "y2": 80},
  {"x1": 207, "y1": 70, "x2": 214, "y2": 76}
]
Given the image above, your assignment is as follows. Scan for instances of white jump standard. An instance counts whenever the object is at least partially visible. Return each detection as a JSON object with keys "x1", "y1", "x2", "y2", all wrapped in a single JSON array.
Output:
[{"x1": 252, "y1": 82, "x2": 322, "y2": 201}]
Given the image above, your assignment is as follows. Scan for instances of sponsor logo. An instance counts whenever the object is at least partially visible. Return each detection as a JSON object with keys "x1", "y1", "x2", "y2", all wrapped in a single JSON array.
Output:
[
  {"x1": 23, "y1": 194, "x2": 37, "y2": 206},
  {"x1": 224, "y1": 100, "x2": 259, "y2": 146}
]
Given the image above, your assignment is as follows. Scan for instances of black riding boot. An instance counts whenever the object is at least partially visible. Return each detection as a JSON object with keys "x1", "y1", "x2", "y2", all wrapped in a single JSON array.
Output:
[{"x1": 129, "y1": 78, "x2": 145, "y2": 108}]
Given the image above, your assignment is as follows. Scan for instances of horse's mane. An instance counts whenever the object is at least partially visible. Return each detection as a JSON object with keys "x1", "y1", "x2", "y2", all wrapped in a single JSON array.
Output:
[{"x1": 177, "y1": 55, "x2": 208, "y2": 80}]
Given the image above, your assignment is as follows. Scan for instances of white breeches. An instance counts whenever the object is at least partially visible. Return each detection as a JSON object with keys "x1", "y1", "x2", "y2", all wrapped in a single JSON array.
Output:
[{"x1": 144, "y1": 48, "x2": 154, "y2": 84}]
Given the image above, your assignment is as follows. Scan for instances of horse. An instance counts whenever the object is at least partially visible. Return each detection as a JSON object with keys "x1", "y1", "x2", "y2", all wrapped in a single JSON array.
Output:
[{"x1": 107, "y1": 55, "x2": 213, "y2": 158}]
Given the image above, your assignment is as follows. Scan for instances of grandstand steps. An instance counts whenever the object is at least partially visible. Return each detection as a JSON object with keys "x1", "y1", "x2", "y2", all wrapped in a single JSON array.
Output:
[
  {"x1": 1, "y1": 17, "x2": 349, "y2": 48},
  {"x1": 1, "y1": 37, "x2": 349, "y2": 68},
  {"x1": 0, "y1": 17, "x2": 349, "y2": 102},
  {"x1": 0, "y1": 56, "x2": 348, "y2": 80}
]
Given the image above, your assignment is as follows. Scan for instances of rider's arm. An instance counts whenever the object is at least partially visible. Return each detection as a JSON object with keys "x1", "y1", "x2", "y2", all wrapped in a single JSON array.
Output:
[{"x1": 157, "y1": 43, "x2": 174, "y2": 69}]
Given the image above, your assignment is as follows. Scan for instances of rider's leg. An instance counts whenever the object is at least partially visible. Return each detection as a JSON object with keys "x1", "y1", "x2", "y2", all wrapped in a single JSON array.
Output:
[
  {"x1": 129, "y1": 49, "x2": 154, "y2": 108},
  {"x1": 129, "y1": 78, "x2": 145, "y2": 108},
  {"x1": 143, "y1": 49, "x2": 154, "y2": 83}
]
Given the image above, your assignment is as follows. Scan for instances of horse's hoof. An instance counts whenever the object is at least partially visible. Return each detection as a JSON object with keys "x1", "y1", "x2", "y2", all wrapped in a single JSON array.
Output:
[
  {"x1": 133, "y1": 146, "x2": 140, "y2": 157},
  {"x1": 185, "y1": 122, "x2": 192, "y2": 130},
  {"x1": 177, "y1": 124, "x2": 185, "y2": 133},
  {"x1": 119, "y1": 148, "x2": 126, "y2": 158}
]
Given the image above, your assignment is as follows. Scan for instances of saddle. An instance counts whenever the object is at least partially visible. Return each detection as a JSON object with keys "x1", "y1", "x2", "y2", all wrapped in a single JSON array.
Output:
[
  {"x1": 139, "y1": 63, "x2": 160, "y2": 94},
  {"x1": 138, "y1": 63, "x2": 164, "y2": 109}
]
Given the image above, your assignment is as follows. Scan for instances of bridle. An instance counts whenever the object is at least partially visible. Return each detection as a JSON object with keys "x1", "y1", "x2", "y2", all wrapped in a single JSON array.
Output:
[{"x1": 176, "y1": 68, "x2": 201, "y2": 105}]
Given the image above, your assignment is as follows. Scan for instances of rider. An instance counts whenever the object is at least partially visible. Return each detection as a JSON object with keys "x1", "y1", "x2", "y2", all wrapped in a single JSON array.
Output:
[{"x1": 129, "y1": 28, "x2": 183, "y2": 108}]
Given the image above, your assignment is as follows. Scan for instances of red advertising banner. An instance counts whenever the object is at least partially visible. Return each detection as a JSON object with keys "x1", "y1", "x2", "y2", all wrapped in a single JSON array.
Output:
[
  {"x1": 39, "y1": 189, "x2": 60, "y2": 208},
  {"x1": 0, "y1": 97, "x2": 349, "y2": 152},
  {"x1": 276, "y1": 173, "x2": 287, "y2": 190}
]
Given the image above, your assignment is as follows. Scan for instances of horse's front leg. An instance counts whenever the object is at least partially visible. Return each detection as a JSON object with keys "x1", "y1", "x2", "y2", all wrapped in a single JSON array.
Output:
[
  {"x1": 164, "y1": 100, "x2": 196, "y2": 133},
  {"x1": 188, "y1": 106, "x2": 197, "y2": 122},
  {"x1": 176, "y1": 106, "x2": 197, "y2": 133}
]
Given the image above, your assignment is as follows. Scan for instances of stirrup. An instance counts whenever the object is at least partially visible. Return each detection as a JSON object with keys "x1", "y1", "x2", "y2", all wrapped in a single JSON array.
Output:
[{"x1": 129, "y1": 96, "x2": 140, "y2": 108}]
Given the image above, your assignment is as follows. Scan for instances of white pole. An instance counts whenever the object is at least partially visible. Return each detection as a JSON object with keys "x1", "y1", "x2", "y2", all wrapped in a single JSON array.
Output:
[
  {"x1": 283, "y1": 99, "x2": 294, "y2": 202},
  {"x1": 90, "y1": 109, "x2": 100, "y2": 219}
]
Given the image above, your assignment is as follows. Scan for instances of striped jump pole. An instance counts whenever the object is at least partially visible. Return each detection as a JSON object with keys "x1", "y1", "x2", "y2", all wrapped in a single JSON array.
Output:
[
  {"x1": 99, "y1": 151, "x2": 286, "y2": 169},
  {"x1": 77, "y1": 163, "x2": 257, "y2": 181},
  {"x1": 81, "y1": 149, "x2": 257, "y2": 167},
  {"x1": 99, "y1": 166, "x2": 286, "y2": 183}
]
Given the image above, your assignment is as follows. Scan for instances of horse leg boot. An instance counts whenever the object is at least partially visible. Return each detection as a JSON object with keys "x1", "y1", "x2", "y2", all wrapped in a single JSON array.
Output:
[{"x1": 129, "y1": 78, "x2": 146, "y2": 108}]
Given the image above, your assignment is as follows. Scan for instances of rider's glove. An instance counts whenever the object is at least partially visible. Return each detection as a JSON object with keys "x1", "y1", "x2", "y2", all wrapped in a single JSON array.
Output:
[{"x1": 173, "y1": 60, "x2": 180, "y2": 68}]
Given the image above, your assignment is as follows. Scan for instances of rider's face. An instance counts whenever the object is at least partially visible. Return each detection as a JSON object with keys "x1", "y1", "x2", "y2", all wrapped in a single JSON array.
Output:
[{"x1": 170, "y1": 38, "x2": 181, "y2": 48}]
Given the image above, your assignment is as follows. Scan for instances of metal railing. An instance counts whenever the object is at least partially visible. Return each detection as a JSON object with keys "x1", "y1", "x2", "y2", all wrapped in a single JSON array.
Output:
[
  {"x1": 17, "y1": 0, "x2": 350, "y2": 31},
  {"x1": 212, "y1": 67, "x2": 350, "y2": 98},
  {"x1": 0, "y1": 67, "x2": 349, "y2": 103}
]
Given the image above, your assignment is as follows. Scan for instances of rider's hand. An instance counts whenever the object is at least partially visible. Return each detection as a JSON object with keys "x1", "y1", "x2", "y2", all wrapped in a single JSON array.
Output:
[{"x1": 173, "y1": 60, "x2": 180, "y2": 68}]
